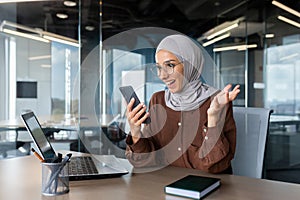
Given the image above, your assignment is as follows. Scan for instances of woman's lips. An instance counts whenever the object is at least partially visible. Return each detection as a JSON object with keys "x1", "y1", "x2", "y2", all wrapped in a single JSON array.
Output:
[{"x1": 166, "y1": 80, "x2": 175, "y2": 88}]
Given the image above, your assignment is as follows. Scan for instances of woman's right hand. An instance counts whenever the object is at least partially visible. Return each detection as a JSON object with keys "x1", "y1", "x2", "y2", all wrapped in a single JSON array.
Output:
[
  {"x1": 207, "y1": 84, "x2": 240, "y2": 127},
  {"x1": 126, "y1": 98, "x2": 150, "y2": 143}
]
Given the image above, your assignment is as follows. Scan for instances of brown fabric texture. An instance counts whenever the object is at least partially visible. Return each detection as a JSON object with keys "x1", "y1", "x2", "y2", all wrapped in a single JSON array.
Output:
[{"x1": 126, "y1": 91, "x2": 236, "y2": 174}]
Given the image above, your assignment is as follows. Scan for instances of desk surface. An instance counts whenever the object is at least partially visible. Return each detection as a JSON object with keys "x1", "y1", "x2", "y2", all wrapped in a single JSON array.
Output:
[{"x1": 1, "y1": 153, "x2": 300, "y2": 200}]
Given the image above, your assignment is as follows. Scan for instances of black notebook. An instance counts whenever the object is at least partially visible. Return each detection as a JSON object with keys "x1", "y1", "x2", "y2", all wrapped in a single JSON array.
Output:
[{"x1": 164, "y1": 175, "x2": 221, "y2": 199}]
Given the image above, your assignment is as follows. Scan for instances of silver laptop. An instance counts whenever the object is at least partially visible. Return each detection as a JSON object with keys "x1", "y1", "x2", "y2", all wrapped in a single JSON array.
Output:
[{"x1": 21, "y1": 111, "x2": 129, "y2": 181}]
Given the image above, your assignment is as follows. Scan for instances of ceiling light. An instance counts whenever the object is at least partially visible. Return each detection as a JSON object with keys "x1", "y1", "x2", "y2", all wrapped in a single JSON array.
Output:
[
  {"x1": 0, "y1": 20, "x2": 50, "y2": 43},
  {"x1": 272, "y1": 1, "x2": 300, "y2": 18},
  {"x1": 237, "y1": 44, "x2": 257, "y2": 51},
  {"x1": 214, "y1": 2, "x2": 220, "y2": 6},
  {"x1": 2, "y1": 28, "x2": 50, "y2": 43},
  {"x1": 207, "y1": 23, "x2": 238, "y2": 40},
  {"x1": 277, "y1": 15, "x2": 300, "y2": 28},
  {"x1": 0, "y1": 20, "x2": 79, "y2": 47},
  {"x1": 28, "y1": 55, "x2": 51, "y2": 61},
  {"x1": 43, "y1": 35, "x2": 79, "y2": 47},
  {"x1": 85, "y1": 26, "x2": 95, "y2": 31},
  {"x1": 41, "y1": 64, "x2": 51, "y2": 68},
  {"x1": 213, "y1": 44, "x2": 257, "y2": 52},
  {"x1": 265, "y1": 33, "x2": 275, "y2": 38},
  {"x1": 63, "y1": 1, "x2": 76, "y2": 7},
  {"x1": 253, "y1": 82, "x2": 265, "y2": 89},
  {"x1": 202, "y1": 33, "x2": 231, "y2": 47},
  {"x1": 201, "y1": 17, "x2": 244, "y2": 41},
  {"x1": 56, "y1": 13, "x2": 68, "y2": 19}
]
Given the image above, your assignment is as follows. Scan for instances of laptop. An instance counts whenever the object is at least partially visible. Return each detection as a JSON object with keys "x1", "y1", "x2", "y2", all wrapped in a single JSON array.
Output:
[{"x1": 21, "y1": 111, "x2": 129, "y2": 181}]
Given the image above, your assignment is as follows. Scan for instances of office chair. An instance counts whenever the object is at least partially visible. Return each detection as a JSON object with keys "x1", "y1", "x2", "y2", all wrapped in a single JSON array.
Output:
[{"x1": 231, "y1": 106, "x2": 273, "y2": 179}]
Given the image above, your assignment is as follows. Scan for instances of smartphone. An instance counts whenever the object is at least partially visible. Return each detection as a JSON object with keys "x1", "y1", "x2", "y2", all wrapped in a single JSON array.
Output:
[{"x1": 119, "y1": 85, "x2": 151, "y2": 124}]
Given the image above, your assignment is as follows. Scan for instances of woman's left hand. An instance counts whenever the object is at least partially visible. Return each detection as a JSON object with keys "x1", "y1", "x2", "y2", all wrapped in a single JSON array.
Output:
[
  {"x1": 207, "y1": 84, "x2": 240, "y2": 127},
  {"x1": 225, "y1": 84, "x2": 240, "y2": 102}
]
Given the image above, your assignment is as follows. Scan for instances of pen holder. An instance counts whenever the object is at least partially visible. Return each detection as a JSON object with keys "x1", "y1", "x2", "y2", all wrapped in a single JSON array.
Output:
[{"x1": 41, "y1": 161, "x2": 69, "y2": 196}]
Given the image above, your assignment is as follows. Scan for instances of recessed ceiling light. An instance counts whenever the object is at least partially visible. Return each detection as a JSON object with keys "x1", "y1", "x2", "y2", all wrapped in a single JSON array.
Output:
[
  {"x1": 56, "y1": 13, "x2": 68, "y2": 19},
  {"x1": 63, "y1": 1, "x2": 77, "y2": 7},
  {"x1": 85, "y1": 26, "x2": 95, "y2": 31},
  {"x1": 214, "y1": 2, "x2": 220, "y2": 6}
]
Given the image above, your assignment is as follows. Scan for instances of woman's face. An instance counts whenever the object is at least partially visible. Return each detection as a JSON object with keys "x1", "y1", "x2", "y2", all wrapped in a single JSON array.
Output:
[{"x1": 156, "y1": 50, "x2": 184, "y2": 93}]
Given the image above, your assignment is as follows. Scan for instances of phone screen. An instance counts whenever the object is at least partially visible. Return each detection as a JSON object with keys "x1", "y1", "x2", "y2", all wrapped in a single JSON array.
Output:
[{"x1": 119, "y1": 86, "x2": 151, "y2": 124}]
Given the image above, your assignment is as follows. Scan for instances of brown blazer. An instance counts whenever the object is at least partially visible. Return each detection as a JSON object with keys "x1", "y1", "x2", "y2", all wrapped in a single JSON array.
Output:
[{"x1": 126, "y1": 91, "x2": 236, "y2": 174}]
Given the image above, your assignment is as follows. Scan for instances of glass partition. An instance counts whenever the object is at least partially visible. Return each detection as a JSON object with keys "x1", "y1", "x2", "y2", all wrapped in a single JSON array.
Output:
[
  {"x1": 263, "y1": 1, "x2": 300, "y2": 183},
  {"x1": 0, "y1": 1, "x2": 80, "y2": 158},
  {"x1": 0, "y1": 34, "x2": 80, "y2": 118},
  {"x1": 0, "y1": 1, "x2": 80, "y2": 119}
]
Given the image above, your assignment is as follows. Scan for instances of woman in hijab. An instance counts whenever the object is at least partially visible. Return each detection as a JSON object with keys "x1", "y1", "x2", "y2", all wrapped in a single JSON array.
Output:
[{"x1": 125, "y1": 34, "x2": 240, "y2": 174}]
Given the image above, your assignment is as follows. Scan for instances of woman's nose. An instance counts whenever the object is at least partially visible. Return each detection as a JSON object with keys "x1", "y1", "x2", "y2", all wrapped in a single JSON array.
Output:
[{"x1": 159, "y1": 68, "x2": 169, "y2": 79}]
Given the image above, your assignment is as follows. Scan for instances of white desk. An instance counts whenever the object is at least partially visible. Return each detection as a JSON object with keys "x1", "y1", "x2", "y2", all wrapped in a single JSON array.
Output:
[{"x1": 1, "y1": 153, "x2": 300, "y2": 200}]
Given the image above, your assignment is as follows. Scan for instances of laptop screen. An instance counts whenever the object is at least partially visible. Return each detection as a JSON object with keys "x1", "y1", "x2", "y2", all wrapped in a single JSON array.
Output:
[{"x1": 21, "y1": 112, "x2": 56, "y2": 160}]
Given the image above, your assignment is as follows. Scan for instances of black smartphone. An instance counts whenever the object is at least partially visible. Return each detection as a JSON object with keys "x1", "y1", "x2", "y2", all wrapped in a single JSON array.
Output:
[{"x1": 119, "y1": 85, "x2": 151, "y2": 124}]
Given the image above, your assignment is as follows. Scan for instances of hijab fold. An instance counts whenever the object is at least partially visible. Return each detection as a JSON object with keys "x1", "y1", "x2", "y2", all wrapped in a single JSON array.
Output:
[{"x1": 156, "y1": 34, "x2": 219, "y2": 111}]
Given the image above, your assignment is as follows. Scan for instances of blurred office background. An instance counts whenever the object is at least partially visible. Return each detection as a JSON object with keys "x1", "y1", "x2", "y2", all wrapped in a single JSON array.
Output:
[{"x1": 0, "y1": 0, "x2": 299, "y2": 184}]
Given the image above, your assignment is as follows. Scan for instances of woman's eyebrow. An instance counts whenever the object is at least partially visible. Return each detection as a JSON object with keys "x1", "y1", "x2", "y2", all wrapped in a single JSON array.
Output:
[
  {"x1": 163, "y1": 59, "x2": 176, "y2": 64},
  {"x1": 155, "y1": 59, "x2": 177, "y2": 65}
]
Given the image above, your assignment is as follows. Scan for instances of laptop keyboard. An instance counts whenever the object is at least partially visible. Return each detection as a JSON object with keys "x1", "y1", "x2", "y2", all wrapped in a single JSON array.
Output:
[{"x1": 69, "y1": 156, "x2": 99, "y2": 176}]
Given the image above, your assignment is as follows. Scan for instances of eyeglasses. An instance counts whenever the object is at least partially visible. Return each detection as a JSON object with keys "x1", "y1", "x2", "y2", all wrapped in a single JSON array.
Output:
[{"x1": 150, "y1": 61, "x2": 183, "y2": 76}]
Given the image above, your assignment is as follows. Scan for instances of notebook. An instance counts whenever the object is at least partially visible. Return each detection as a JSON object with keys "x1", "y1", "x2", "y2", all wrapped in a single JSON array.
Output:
[
  {"x1": 165, "y1": 175, "x2": 220, "y2": 199},
  {"x1": 21, "y1": 111, "x2": 129, "y2": 181}
]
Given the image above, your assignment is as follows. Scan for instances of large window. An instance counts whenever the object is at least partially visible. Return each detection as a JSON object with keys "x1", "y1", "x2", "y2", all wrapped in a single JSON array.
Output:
[
  {"x1": 0, "y1": 30, "x2": 79, "y2": 119},
  {"x1": 265, "y1": 42, "x2": 300, "y2": 115}
]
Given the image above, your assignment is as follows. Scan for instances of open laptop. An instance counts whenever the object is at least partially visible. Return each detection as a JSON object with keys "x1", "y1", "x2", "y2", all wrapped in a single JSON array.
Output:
[{"x1": 21, "y1": 111, "x2": 129, "y2": 181}]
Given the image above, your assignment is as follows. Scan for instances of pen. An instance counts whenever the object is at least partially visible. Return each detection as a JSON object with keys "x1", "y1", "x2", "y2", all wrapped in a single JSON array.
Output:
[
  {"x1": 52, "y1": 153, "x2": 62, "y2": 163},
  {"x1": 31, "y1": 148, "x2": 45, "y2": 162},
  {"x1": 44, "y1": 154, "x2": 72, "y2": 192}
]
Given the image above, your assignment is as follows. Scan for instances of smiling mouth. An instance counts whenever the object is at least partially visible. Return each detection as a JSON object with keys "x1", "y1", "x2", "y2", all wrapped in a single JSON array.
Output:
[{"x1": 166, "y1": 80, "x2": 175, "y2": 86}]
